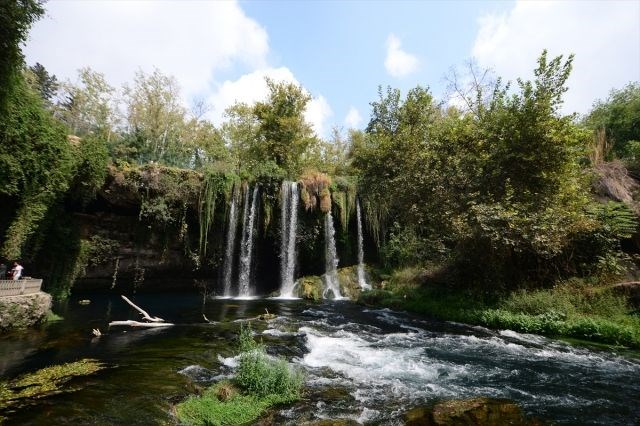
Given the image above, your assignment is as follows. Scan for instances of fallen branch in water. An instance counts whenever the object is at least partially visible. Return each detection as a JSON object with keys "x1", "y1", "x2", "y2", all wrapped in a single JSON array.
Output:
[
  {"x1": 121, "y1": 295, "x2": 165, "y2": 322},
  {"x1": 108, "y1": 295, "x2": 174, "y2": 328},
  {"x1": 109, "y1": 320, "x2": 174, "y2": 328}
]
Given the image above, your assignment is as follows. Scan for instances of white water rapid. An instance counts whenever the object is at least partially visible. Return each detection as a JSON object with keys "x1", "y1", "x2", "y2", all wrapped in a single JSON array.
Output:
[
  {"x1": 323, "y1": 211, "x2": 344, "y2": 299},
  {"x1": 356, "y1": 200, "x2": 371, "y2": 290},
  {"x1": 238, "y1": 185, "x2": 259, "y2": 297},
  {"x1": 221, "y1": 187, "x2": 239, "y2": 297},
  {"x1": 278, "y1": 181, "x2": 300, "y2": 298}
]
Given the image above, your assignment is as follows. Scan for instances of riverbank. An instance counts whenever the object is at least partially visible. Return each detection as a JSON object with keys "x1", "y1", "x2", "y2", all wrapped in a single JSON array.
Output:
[{"x1": 358, "y1": 268, "x2": 640, "y2": 349}]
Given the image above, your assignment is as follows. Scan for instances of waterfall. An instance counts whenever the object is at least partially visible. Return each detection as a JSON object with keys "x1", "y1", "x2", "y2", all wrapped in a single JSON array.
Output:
[
  {"x1": 221, "y1": 187, "x2": 239, "y2": 297},
  {"x1": 279, "y1": 181, "x2": 299, "y2": 298},
  {"x1": 323, "y1": 211, "x2": 343, "y2": 299},
  {"x1": 356, "y1": 200, "x2": 371, "y2": 290},
  {"x1": 238, "y1": 185, "x2": 259, "y2": 297}
]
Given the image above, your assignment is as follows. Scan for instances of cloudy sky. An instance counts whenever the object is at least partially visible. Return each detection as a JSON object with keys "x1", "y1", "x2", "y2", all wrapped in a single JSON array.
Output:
[{"x1": 24, "y1": 0, "x2": 640, "y2": 138}]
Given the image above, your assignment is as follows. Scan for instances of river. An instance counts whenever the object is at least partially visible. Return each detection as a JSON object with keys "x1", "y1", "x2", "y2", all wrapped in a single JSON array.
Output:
[{"x1": 1, "y1": 292, "x2": 639, "y2": 424}]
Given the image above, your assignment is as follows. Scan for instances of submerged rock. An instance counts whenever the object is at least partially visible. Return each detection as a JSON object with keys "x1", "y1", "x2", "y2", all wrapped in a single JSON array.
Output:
[{"x1": 405, "y1": 397, "x2": 540, "y2": 426}]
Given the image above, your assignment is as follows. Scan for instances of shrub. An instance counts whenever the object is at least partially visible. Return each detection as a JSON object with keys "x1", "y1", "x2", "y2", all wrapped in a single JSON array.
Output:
[{"x1": 234, "y1": 324, "x2": 303, "y2": 398}]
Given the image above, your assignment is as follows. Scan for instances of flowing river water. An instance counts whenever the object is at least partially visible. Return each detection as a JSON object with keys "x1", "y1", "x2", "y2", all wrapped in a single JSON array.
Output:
[{"x1": 1, "y1": 292, "x2": 639, "y2": 425}]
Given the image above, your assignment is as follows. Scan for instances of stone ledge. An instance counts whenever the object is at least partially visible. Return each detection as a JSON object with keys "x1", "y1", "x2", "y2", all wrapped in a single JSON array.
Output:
[{"x1": 0, "y1": 292, "x2": 52, "y2": 332}]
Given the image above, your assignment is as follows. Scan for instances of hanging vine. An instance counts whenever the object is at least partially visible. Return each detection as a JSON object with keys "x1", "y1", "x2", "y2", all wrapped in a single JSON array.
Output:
[{"x1": 197, "y1": 169, "x2": 236, "y2": 260}]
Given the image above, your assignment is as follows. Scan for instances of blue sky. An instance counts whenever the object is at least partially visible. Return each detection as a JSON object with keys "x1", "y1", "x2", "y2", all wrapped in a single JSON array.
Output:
[
  {"x1": 239, "y1": 1, "x2": 511, "y2": 129},
  {"x1": 25, "y1": 0, "x2": 640, "y2": 138}
]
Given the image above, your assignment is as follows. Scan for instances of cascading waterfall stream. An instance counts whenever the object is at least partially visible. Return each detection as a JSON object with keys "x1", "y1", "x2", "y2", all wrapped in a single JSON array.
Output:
[
  {"x1": 323, "y1": 211, "x2": 343, "y2": 299},
  {"x1": 238, "y1": 185, "x2": 259, "y2": 297},
  {"x1": 356, "y1": 200, "x2": 371, "y2": 290},
  {"x1": 221, "y1": 187, "x2": 239, "y2": 297},
  {"x1": 278, "y1": 181, "x2": 299, "y2": 298}
]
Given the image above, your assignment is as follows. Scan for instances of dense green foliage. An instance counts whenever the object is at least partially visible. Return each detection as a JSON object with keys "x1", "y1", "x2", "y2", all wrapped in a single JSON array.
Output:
[
  {"x1": 175, "y1": 324, "x2": 303, "y2": 426},
  {"x1": 584, "y1": 83, "x2": 640, "y2": 166},
  {"x1": 0, "y1": 76, "x2": 74, "y2": 260},
  {"x1": 0, "y1": 0, "x2": 44, "y2": 113},
  {"x1": 352, "y1": 52, "x2": 629, "y2": 286}
]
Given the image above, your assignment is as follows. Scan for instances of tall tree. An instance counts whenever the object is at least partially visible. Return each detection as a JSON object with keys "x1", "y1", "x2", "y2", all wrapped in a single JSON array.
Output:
[
  {"x1": 26, "y1": 62, "x2": 59, "y2": 108},
  {"x1": 123, "y1": 69, "x2": 187, "y2": 165},
  {"x1": 57, "y1": 67, "x2": 117, "y2": 139},
  {"x1": 252, "y1": 79, "x2": 316, "y2": 178},
  {"x1": 0, "y1": 0, "x2": 44, "y2": 113}
]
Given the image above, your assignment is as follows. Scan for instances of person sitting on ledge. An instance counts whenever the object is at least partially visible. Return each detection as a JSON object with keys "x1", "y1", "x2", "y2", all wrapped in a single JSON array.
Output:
[{"x1": 11, "y1": 262, "x2": 23, "y2": 280}]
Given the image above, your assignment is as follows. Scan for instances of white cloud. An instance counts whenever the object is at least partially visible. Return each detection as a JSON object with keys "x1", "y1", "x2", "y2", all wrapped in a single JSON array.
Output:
[
  {"x1": 384, "y1": 34, "x2": 419, "y2": 78},
  {"x1": 208, "y1": 67, "x2": 297, "y2": 122},
  {"x1": 344, "y1": 106, "x2": 363, "y2": 128},
  {"x1": 472, "y1": 1, "x2": 640, "y2": 114},
  {"x1": 25, "y1": 0, "x2": 269, "y2": 97},
  {"x1": 304, "y1": 95, "x2": 333, "y2": 138},
  {"x1": 207, "y1": 67, "x2": 333, "y2": 138},
  {"x1": 26, "y1": 1, "x2": 336, "y2": 137}
]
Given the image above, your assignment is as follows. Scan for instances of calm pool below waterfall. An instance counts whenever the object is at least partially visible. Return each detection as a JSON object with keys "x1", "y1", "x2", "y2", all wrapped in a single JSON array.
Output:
[{"x1": 1, "y1": 292, "x2": 639, "y2": 425}]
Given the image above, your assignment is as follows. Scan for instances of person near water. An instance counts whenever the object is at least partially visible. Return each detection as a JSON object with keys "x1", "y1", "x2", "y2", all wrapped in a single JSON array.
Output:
[{"x1": 11, "y1": 262, "x2": 23, "y2": 280}]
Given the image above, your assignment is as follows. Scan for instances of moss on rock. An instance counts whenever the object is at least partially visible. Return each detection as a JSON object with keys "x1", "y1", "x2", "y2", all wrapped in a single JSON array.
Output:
[
  {"x1": 0, "y1": 292, "x2": 52, "y2": 331},
  {"x1": 296, "y1": 276, "x2": 323, "y2": 301},
  {"x1": 0, "y1": 359, "x2": 106, "y2": 409}
]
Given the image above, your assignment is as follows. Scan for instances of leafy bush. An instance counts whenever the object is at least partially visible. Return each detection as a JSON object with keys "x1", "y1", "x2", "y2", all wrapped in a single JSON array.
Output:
[{"x1": 234, "y1": 324, "x2": 303, "y2": 398}]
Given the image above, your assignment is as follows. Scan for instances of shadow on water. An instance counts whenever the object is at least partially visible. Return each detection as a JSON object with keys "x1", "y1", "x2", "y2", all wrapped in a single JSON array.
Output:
[{"x1": 0, "y1": 292, "x2": 639, "y2": 425}]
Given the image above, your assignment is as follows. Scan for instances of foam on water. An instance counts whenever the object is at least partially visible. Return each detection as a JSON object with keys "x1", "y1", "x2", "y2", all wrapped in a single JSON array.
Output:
[{"x1": 283, "y1": 306, "x2": 640, "y2": 423}]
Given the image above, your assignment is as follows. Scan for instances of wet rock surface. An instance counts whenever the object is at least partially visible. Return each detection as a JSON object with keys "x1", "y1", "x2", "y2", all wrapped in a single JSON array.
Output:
[{"x1": 405, "y1": 397, "x2": 540, "y2": 426}]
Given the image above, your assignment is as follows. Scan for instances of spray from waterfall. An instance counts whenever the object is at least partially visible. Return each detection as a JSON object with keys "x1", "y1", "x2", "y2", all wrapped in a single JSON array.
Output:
[
  {"x1": 279, "y1": 181, "x2": 299, "y2": 298},
  {"x1": 324, "y1": 211, "x2": 343, "y2": 299},
  {"x1": 356, "y1": 199, "x2": 371, "y2": 290},
  {"x1": 221, "y1": 186, "x2": 239, "y2": 297},
  {"x1": 238, "y1": 185, "x2": 259, "y2": 297}
]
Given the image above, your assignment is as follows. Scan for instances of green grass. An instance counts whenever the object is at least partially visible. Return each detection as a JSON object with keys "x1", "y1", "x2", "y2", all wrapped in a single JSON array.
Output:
[
  {"x1": 359, "y1": 274, "x2": 640, "y2": 348},
  {"x1": 175, "y1": 324, "x2": 304, "y2": 426},
  {"x1": 176, "y1": 381, "x2": 296, "y2": 426}
]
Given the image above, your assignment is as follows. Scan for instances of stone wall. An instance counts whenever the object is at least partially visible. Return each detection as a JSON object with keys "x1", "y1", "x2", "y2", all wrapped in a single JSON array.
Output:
[{"x1": 0, "y1": 292, "x2": 52, "y2": 331}]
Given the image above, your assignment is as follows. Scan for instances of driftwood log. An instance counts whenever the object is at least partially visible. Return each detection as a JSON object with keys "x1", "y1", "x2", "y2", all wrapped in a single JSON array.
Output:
[
  {"x1": 109, "y1": 295, "x2": 174, "y2": 328},
  {"x1": 109, "y1": 320, "x2": 173, "y2": 328}
]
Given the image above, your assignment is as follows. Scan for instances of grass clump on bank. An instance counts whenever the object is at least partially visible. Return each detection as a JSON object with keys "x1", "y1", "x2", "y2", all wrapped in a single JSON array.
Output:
[
  {"x1": 359, "y1": 269, "x2": 640, "y2": 348},
  {"x1": 175, "y1": 324, "x2": 303, "y2": 426}
]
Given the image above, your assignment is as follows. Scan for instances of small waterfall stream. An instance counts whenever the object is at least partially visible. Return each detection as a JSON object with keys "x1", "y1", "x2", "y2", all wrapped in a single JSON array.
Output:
[
  {"x1": 323, "y1": 211, "x2": 343, "y2": 299},
  {"x1": 279, "y1": 181, "x2": 299, "y2": 298},
  {"x1": 221, "y1": 187, "x2": 239, "y2": 297},
  {"x1": 356, "y1": 200, "x2": 371, "y2": 290},
  {"x1": 238, "y1": 185, "x2": 259, "y2": 297}
]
